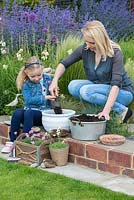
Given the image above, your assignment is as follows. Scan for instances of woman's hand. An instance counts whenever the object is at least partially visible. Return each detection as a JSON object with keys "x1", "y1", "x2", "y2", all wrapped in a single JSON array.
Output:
[
  {"x1": 97, "y1": 85, "x2": 119, "y2": 121},
  {"x1": 97, "y1": 111, "x2": 110, "y2": 121},
  {"x1": 45, "y1": 95, "x2": 56, "y2": 101},
  {"x1": 49, "y1": 63, "x2": 65, "y2": 96}
]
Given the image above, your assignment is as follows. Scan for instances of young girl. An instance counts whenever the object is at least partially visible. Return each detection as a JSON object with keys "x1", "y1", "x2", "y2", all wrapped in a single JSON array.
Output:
[{"x1": 1, "y1": 56, "x2": 56, "y2": 153}]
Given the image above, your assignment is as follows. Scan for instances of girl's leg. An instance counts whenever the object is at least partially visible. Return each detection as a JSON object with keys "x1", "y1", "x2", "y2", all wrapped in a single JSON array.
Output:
[
  {"x1": 10, "y1": 109, "x2": 24, "y2": 142},
  {"x1": 68, "y1": 80, "x2": 93, "y2": 98},
  {"x1": 23, "y1": 109, "x2": 42, "y2": 133},
  {"x1": 79, "y1": 84, "x2": 133, "y2": 114}
]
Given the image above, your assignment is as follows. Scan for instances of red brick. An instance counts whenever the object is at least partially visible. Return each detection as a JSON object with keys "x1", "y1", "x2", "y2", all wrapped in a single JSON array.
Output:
[
  {"x1": 68, "y1": 139, "x2": 85, "y2": 156},
  {"x1": 98, "y1": 162, "x2": 120, "y2": 175},
  {"x1": 109, "y1": 150, "x2": 131, "y2": 168},
  {"x1": 132, "y1": 154, "x2": 134, "y2": 168},
  {"x1": 86, "y1": 144, "x2": 109, "y2": 163},
  {"x1": 0, "y1": 124, "x2": 10, "y2": 138},
  {"x1": 68, "y1": 154, "x2": 75, "y2": 163},
  {"x1": 122, "y1": 168, "x2": 134, "y2": 178},
  {"x1": 76, "y1": 157, "x2": 97, "y2": 169}
]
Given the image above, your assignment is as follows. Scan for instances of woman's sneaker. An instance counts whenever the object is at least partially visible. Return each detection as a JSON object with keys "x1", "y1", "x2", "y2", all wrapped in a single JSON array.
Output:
[{"x1": 122, "y1": 108, "x2": 132, "y2": 123}]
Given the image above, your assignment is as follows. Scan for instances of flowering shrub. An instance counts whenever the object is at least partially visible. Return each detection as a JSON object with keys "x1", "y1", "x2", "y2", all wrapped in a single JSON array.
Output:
[
  {"x1": 1, "y1": 0, "x2": 77, "y2": 54},
  {"x1": 22, "y1": 127, "x2": 51, "y2": 146}
]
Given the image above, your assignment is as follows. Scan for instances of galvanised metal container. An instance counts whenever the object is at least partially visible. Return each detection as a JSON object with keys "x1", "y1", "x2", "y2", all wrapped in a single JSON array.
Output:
[{"x1": 69, "y1": 115, "x2": 106, "y2": 141}]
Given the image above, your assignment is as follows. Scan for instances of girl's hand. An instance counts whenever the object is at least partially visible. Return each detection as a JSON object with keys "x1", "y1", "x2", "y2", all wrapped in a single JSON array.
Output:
[{"x1": 45, "y1": 95, "x2": 56, "y2": 101}]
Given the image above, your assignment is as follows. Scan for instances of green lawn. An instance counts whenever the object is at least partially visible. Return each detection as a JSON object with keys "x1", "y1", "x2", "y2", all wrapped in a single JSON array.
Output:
[{"x1": 0, "y1": 158, "x2": 133, "y2": 200}]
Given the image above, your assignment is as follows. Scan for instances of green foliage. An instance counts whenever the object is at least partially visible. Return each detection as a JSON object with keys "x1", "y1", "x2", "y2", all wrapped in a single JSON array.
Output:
[
  {"x1": 124, "y1": 58, "x2": 134, "y2": 123},
  {"x1": 119, "y1": 40, "x2": 134, "y2": 63},
  {"x1": 22, "y1": 137, "x2": 44, "y2": 146},
  {"x1": 49, "y1": 141, "x2": 68, "y2": 149}
]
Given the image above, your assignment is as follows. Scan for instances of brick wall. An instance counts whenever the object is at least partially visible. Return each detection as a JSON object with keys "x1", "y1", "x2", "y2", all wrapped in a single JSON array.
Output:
[{"x1": 67, "y1": 138, "x2": 134, "y2": 179}]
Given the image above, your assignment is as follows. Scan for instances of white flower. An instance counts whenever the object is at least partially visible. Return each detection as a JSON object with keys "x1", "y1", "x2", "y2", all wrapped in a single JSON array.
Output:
[
  {"x1": 18, "y1": 48, "x2": 23, "y2": 53},
  {"x1": 1, "y1": 49, "x2": 6, "y2": 54},
  {"x1": 67, "y1": 49, "x2": 73, "y2": 55},
  {"x1": 17, "y1": 56, "x2": 23, "y2": 61},
  {"x1": 16, "y1": 53, "x2": 23, "y2": 61},
  {"x1": 42, "y1": 50, "x2": 49, "y2": 56},
  {"x1": 41, "y1": 56, "x2": 48, "y2": 61},
  {"x1": 3, "y1": 64, "x2": 8, "y2": 70},
  {"x1": 1, "y1": 42, "x2": 6, "y2": 47}
]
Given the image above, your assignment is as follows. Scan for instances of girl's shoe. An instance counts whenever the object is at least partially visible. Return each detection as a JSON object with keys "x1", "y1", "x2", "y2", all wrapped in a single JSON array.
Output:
[{"x1": 1, "y1": 142, "x2": 13, "y2": 154}]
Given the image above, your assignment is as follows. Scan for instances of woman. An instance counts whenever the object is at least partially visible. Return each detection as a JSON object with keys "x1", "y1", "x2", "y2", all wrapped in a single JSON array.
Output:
[{"x1": 49, "y1": 20, "x2": 134, "y2": 122}]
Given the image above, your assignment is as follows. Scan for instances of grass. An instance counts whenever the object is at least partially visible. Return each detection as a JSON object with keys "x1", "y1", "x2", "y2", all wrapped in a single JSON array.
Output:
[{"x1": 0, "y1": 158, "x2": 133, "y2": 200}]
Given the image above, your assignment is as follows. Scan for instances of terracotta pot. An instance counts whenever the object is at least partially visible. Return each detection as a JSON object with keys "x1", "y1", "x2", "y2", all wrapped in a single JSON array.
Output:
[{"x1": 49, "y1": 145, "x2": 69, "y2": 166}]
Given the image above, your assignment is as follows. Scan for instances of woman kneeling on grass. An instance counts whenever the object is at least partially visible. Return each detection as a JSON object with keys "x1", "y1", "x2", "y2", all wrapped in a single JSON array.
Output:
[
  {"x1": 1, "y1": 56, "x2": 56, "y2": 153},
  {"x1": 49, "y1": 20, "x2": 134, "y2": 123}
]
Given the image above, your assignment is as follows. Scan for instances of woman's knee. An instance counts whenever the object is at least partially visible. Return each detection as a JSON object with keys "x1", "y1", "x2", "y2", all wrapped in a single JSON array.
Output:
[
  {"x1": 68, "y1": 80, "x2": 90, "y2": 97},
  {"x1": 68, "y1": 80, "x2": 78, "y2": 96}
]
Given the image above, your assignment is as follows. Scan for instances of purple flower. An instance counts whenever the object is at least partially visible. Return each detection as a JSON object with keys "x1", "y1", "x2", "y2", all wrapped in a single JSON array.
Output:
[
  {"x1": 42, "y1": 28, "x2": 48, "y2": 33},
  {"x1": 28, "y1": 12, "x2": 38, "y2": 22},
  {"x1": 50, "y1": 34, "x2": 57, "y2": 42},
  {"x1": 38, "y1": 38, "x2": 45, "y2": 44},
  {"x1": 31, "y1": 141, "x2": 35, "y2": 145}
]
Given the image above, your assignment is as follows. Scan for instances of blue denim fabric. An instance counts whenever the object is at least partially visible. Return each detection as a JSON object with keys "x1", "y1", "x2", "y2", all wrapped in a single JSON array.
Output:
[
  {"x1": 22, "y1": 74, "x2": 52, "y2": 110},
  {"x1": 68, "y1": 80, "x2": 133, "y2": 114},
  {"x1": 10, "y1": 109, "x2": 42, "y2": 142}
]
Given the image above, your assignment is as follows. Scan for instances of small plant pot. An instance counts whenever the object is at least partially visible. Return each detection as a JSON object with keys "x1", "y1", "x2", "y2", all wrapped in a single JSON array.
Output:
[{"x1": 49, "y1": 145, "x2": 69, "y2": 166}]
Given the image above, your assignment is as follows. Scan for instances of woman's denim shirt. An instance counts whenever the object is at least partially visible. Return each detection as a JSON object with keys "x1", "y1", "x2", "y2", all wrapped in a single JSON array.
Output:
[
  {"x1": 60, "y1": 44, "x2": 134, "y2": 96},
  {"x1": 22, "y1": 74, "x2": 52, "y2": 110}
]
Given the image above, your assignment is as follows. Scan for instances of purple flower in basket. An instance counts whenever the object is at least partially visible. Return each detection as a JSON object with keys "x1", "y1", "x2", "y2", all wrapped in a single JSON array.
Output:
[{"x1": 31, "y1": 141, "x2": 35, "y2": 145}]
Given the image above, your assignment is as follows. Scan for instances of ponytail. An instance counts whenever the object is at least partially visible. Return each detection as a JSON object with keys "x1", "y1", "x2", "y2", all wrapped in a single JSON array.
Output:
[{"x1": 16, "y1": 66, "x2": 27, "y2": 90}]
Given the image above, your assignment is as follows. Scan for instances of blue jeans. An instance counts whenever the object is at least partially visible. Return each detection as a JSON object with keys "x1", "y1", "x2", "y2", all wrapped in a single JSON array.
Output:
[
  {"x1": 68, "y1": 80, "x2": 133, "y2": 115},
  {"x1": 10, "y1": 109, "x2": 42, "y2": 142}
]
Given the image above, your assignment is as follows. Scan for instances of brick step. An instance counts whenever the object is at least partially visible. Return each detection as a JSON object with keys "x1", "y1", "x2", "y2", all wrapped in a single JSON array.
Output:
[{"x1": 67, "y1": 138, "x2": 134, "y2": 179}]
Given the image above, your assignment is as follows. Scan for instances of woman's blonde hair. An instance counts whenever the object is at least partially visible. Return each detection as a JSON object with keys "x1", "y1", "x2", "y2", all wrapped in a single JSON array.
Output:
[
  {"x1": 81, "y1": 20, "x2": 121, "y2": 61},
  {"x1": 16, "y1": 56, "x2": 42, "y2": 90}
]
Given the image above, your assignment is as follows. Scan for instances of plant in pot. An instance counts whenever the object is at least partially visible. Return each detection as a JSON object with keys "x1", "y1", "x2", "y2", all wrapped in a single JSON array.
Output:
[{"x1": 49, "y1": 127, "x2": 69, "y2": 166}]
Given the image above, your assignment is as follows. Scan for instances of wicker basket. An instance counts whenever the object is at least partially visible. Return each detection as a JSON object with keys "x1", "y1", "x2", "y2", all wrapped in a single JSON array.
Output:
[{"x1": 15, "y1": 133, "x2": 53, "y2": 165}]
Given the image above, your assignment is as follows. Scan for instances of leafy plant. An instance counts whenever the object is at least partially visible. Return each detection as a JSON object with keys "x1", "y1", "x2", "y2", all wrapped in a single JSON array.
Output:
[
  {"x1": 49, "y1": 127, "x2": 69, "y2": 149},
  {"x1": 49, "y1": 141, "x2": 68, "y2": 149}
]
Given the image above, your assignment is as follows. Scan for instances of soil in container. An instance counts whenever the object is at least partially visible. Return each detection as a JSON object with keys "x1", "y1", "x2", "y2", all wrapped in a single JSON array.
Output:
[
  {"x1": 70, "y1": 114, "x2": 105, "y2": 122},
  {"x1": 51, "y1": 98, "x2": 62, "y2": 114}
]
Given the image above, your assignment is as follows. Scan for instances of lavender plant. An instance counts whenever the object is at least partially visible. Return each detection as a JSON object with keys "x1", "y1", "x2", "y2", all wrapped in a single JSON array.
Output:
[
  {"x1": 74, "y1": 0, "x2": 134, "y2": 41},
  {"x1": 0, "y1": 0, "x2": 77, "y2": 54}
]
